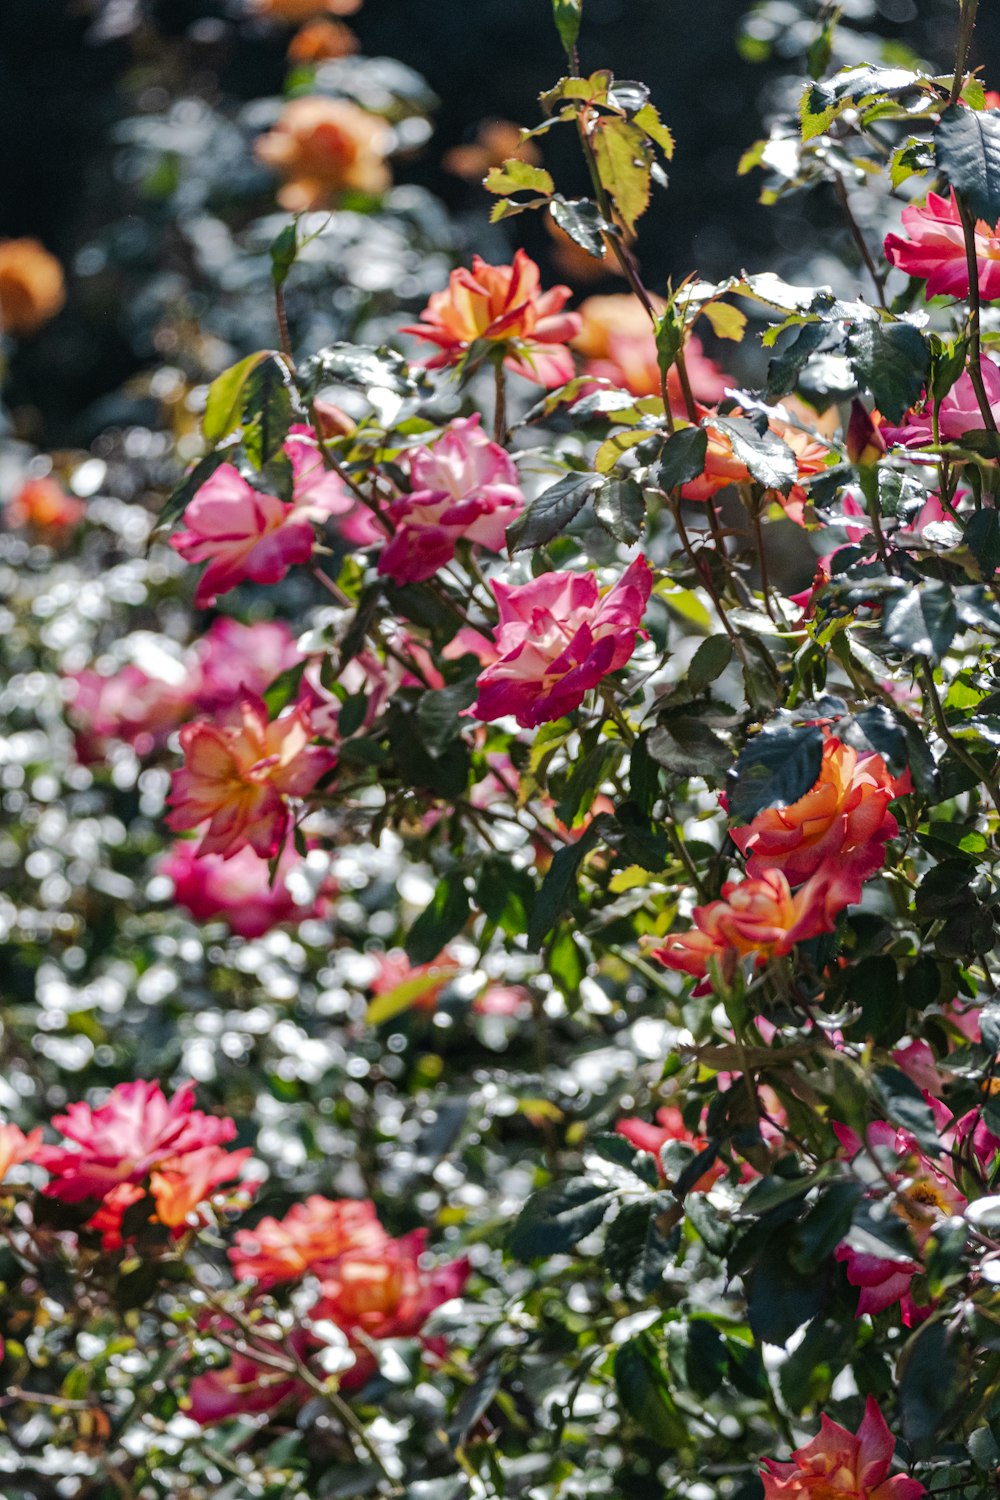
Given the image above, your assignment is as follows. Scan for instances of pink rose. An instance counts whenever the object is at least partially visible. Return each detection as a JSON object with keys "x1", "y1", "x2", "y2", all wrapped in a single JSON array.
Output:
[
  {"x1": 471, "y1": 555, "x2": 652, "y2": 728},
  {"x1": 377, "y1": 416, "x2": 524, "y2": 584},
  {"x1": 761, "y1": 1396, "x2": 925, "y2": 1499},
  {"x1": 171, "y1": 467, "x2": 318, "y2": 607},
  {"x1": 68, "y1": 663, "x2": 192, "y2": 761},
  {"x1": 881, "y1": 359, "x2": 1000, "y2": 446},
  {"x1": 192, "y1": 617, "x2": 303, "y2": 715},
  {"x1": 884, "y1": 188, "x2": 1000, "y2": 301},
  {"x1": 161, "y1": 836, "x2": 332, "y2": 938}
]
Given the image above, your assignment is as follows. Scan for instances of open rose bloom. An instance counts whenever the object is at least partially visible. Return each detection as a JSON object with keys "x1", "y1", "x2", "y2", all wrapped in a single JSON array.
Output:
[
  {"x1": 378, "y1": 416, "x2": 524, "y2": 584},
  {"x1": 572, "y1": 292, "x2": 728, "y2": 409},
  {"x1": 881, "y1": 357, "x2": 1000, "y2": 447},
  {"x1": 255, "y1": 95, "x2": 391, "y2": 210},
  {"x1": 161, "y1": 834, "x2": 331, "y2": 938},
  {"x1": 471, "y1": 555, "x2": 652, "y2": 728},
  {"x1": 35, "y1": 1080, "x2": 253, "y2": 1250},
  {"x1": 617, "y1": 1105, "x2": 724, "y2": 1192},
  {"x1": 403, "y1": 249, "x2": 582, "y2": 387},
  {"x1": 0, "y1": 1122, "x2": 42, "y2": 1185},
  {"x1": 884, "y1": 188, "x2": 1000, "y2": 300},
  {"x1": 761, "y1": 1396, "x2": 925, "y2": 1499},
  {"x1": 166, "y1": 693, "x2": 336, "y2": 860},
  {"x1": 188, "y1": 1197, "x2": 469, "y2": 1420}
]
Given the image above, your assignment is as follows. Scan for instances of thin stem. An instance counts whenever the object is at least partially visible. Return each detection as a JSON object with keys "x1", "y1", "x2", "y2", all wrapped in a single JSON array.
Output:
[
  {"x1": 832, "y1": 174, "x2": 886, "y2": 304},
  {"x1": 920, "y1": 655, "x2": 1000, "y2": 818},
  {"x1": 957, "y1": 193, "x2": 1000, "y2": 456},
  {"x1": 949, "y1": 0, "x2": 980, "y2": 105},
  {"x1": 750, "y1": 505, "x2": 778, "y2": 623},
  {"x1": 493, "y1": 361, "x2": 507, "y2": 445},
  {"x1": 600, "y1": 686, "x2": 634, "y2": 745},
  {"x1": 668, "y1": 496, "x2": 743, "y2": 652},
  {"x1": 275, "y1": 285, "x2": 293, "y2": 363}
]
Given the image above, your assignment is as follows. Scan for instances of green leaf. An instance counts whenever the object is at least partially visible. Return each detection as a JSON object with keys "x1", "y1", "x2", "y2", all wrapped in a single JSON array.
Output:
[
  {"x1": 727, "y1": 722, "x2": 825, "y2": 822},
  {"x1": 551, "y1": 0, "x2": 583, "y2": 62},
  {"x1": 653, "y1": 426, "x2": 708, "y2": 490},
  {"x1": 591, "y1": 117, "x2": 652, "y2": 233},
  {"x1": 298, "y1": 343, "x2": 420, "y2": 399},
  {"x1": 202, "y1": 351, "x2": 272, "y2": 445},
  {"x1": 632, "y1": 102, "x2": 674, "y2": 158},
  {"x1": 708, "y1": 415, "x2": 797, "y2": 492},
  {"x1": 263, "y1": 659, "x2": 308, "y2": 717},
  {"x1": 593, "y1": 475, "x2": 646, "y2": 543},
  {"x1": 484, "y1": 159, "x2": 555, "y2": 197},
  {"x1": 687, "y1": 635, "x2": 733, "y2": 694},
  {"x1": 766, "y1": 322, "x2": 832, "y2": 401},
  {"x1": 846, "y1": 319, "x2": 929, "y2": 423},
  {"x1": 269, "y1": 221, "x2": 298, "y2": 289},
  {"x1": 507, "y1": 471, "x2": 600, "y2": 552},
  {"x1": 615, "y1": 1333, "x2": 687, "y2": 1447},
  {"x1": 899, "y1": 1318, "x2": 960, "y2": 1446},
  {"x1": 416, "y1": 677, "x2": 478, "y2": 756},
  {"x1": 883, "y1": 582, "x2": 957, "y2": 661},
  {"x1": 550, "y1": 196, "x2": 609, "y2": 258},
  {"x1": 157, "y1": 447, "x2": 230, "y2": 531},
  {"x1": 405, "y1": 871, "x2": 471, "y2": 965},
  {"x1": 528, "y1": 825, "x2": 601, "y2": 948},
  {"x1": 871, "y1": 1066, "x2": 941, "y2": 1155},
  {"x1": 935, "y1": 103, "x2": 1000, "y2": 225},
  {"x1": 241, "y1": 355, "x2": 296, "y2": 466},
  {"x1": 507, "y1": 1179, "x2": 614, "y2": 1258},
  {"x1": 965, "y1": 509, "x2": 1000, "y2": 575}
]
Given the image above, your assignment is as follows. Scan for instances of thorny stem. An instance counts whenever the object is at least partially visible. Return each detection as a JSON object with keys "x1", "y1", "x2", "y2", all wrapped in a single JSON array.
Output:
[
  {"x1": 832, "y1": 174, "x2": 887, "y2": 304},
  {"x1": 949, "y1": 0, "x2": 981, "y2": 106},
  {"x1": 957, "y1": 193, "x2": 1000, "y2": 457}
]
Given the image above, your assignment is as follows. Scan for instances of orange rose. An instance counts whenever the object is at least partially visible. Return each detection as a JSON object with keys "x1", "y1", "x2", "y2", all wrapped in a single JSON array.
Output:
[
  {"x1": 730, "y1": 736, "x2": 898, "y2": 887},
  {"x1": 6, "y1": 476, "x2": 85, "y2": 531},
  {"x1": 255, "y1": 97, "x2": 391, "y2": 211},
  {"x1": 680, "y1": 404, "x2": 830, "y2": 513},
  {"x1": 230, "y1": 1196, "x2": 387, "y2": 1288},
  {"x1": 0, "y1": 238, "x2": 65, "y2": 337},
  {"x1": 652, "y1": 863, "x2": 862, "y2": 983},
  {"x1": 573, "y1": 293, "x2": 728, "y2": 408},
  {"x1": 287, "y1": 18, "x2": 358, "y2": 61},
  {"x1": 442, "y1": 119, "x2": 541, "y2": 182},
  {"x1": 254, "y1": 0, "x2": 361, "y2": 19}
]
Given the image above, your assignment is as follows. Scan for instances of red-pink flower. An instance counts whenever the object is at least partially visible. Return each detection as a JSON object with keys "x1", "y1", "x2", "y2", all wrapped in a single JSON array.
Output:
[
  {"x1": 471, "y1": 555, "x2": 652, "y2": 728},
  {"x1": 166, "y1": 694, "x2": 336, "y2": 860},
  {"x1": 35, "y1": 1079, "x2": 252, "y2": 1248},
  {"x1": 161, "y1": 836, "x2": 331, "y2": 938},
  {"x1": 881, "y1": 358, "x2": 1000, "y2": 446},
  {"x1": 378, "y1": 416, "x2": 524, "y2": 584},
  {"x1": 171, "y1": 467, "x2": 318, "y2": 607},
  {"x1": 0, "y1": 1122, "x2": 42, "y2": 1185},
  {"x1": 191, "y1": 617, "x2": 303, "y2": 716},
  {"x1": 402, "y1": 249, "x2": 581, "y2": 387},
  {"x1": 652, "y1": 864, "x2": 863, "y2": 985},
  {"x1": 6, "y1": 476, "x2": 85, "y2": 532},
  {"x1": 617, "y1": 1105, "x2": 724, "y2": 1192},
  {"x1": 884, "y1": 188, "x2": 1000, "y2": 301},
  {"x1": 761, "y1": 1396, "x2": 925, "y2": 1499},
  {"x1": 284, "y1": 424, "x2": 382, "y2": 546},
  {"x1": 230, "y1": 1195, "x2": 387, "y2": 1288},
  {"x1": 730, "y1": 737, "x2": 899, "y2": 888},
  {"x1": 68, "y1": 663, "x2": 193, "y2": 761}
]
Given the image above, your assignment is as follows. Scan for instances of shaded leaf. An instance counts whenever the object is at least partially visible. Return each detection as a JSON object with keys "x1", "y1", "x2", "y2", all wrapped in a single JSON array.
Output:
[
  {"x1": 883, "y1": 583, "x2": 957, "y2": 661},
  {"x1": 935, "y1": 103, "x2": 1000, "y2": 225},
  {"x1": 591, "y1": 117, "x2": 652, "y2": 233},
  {"x1": 507, "y1": 471, "x2": 600, "y2": 552},
  {"x1": 709, "y1": 414, "x2": 797, "y2": 492},
  {"x1": 728, "y1": 722, "x2": 825, "y2": 822},
  {"x1": 203, "y1": 351, "x2": 272, "y2": 444},
  {"x1": 405, "y1": 872, "x2": 471, "y2": 965},
  {"x1": 550, "y1": 196, "x2": 609, "y2": 258},
  {"x1": 593, "y1": 475, "x2": 646, "y2": 543},
  {"x1": 508, "y1": 1179, "x2": 614, "y2": 1258},
  {"x1": 615, "y1": 1333, "x2": 687, "y2": 1447},
  {"x1": 653, "y1": 426, "x2": 708, "y2": 490},
  {"x1": 846, "y1": 320, "x2": 929, "y2": 424}
]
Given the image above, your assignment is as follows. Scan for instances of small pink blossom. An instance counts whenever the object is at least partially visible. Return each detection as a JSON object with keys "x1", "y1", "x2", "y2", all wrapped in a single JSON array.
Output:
[
  {"x1": 378, "y1": 416, "x2": 524, "y2": 584},
  {"x1": 881, "y1": 358, "x2": 1000, "y2": 447},
  {"x1": 171, "y1": 467, "x2": 319, "y2": 607},
  {"x1": 471, "y1": 555, "x2": 653, "y2": 729},
  {"x1": 166, "y1": 693, "x2": 336, "y2": 860},
  {"x1": 192, "y1": 618, "x2": 303, "y2": 715},
  {"x1": 68, "y1": 663, "x2": 193, "y2": 762},
  {"x1": 884, "y1": 188, "x2": 1000, "y2": 301},
  {"x1": 161, "y1": 836, "x2": 332, "y2": 938}
]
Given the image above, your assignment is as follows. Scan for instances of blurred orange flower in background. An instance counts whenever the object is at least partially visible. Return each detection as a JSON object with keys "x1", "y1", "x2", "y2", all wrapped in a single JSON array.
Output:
[
  {"x1": 0, "y1": 238, "x2": 65, "y2": 337},
  {"x1": 255, "y1": 96, "x2": 391, "y2": 210},
  {"x1": 253, "y1": 0, "x2": 361, "y2": 20},
  {"x1": 6, "y1": 476, "x2": 85, "y2": 532},
  {"x1": 287, "y1": 18, "x2": 359, "y2": 61},
  {"x1": 442, "y1": 119, "x2": 541, "y2": 182}
]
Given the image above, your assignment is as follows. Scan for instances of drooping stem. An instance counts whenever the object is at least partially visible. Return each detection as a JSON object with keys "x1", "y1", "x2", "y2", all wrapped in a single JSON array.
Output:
[
  {"x1": 832, "y1": 174, "x2": 886, "y2": 304},
  {"x1": 957, "y1": 194, "x2": 1000, "y2": 457}
]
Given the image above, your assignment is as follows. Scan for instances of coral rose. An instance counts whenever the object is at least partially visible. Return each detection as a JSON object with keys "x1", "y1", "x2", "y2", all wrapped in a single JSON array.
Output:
[
  {"x1": 471, "y1": 555, "x2": 652, "y2": 729},
  {"x1": 166, "y1": 694, "x2": 336, "y2": 860},
  {"x1": 287, "y1": 18, "x2": 359, "y2": 61},
  {"x1": 884, "y1": 188, "x2": 1000, "y2": 301},
  {"x1": 573, "y1": 293, "x2": 728, "y2": 408},
  {"x1": 0, "y1": 1122, "x2": 42, "y2": 1185},
  {"x1": 403, "y1": 249, "x2": 582, "y2": 387},
  {"x1": 730, "y1": 737, "x2": 898, "y2": 888},
  {"x1": 652, "y1": 864, "x2": 863, "y2": 984},
  {"x1": 617, "y1": 1106, "x2": 724, "y2": 1192},
  {"x1": 5, "y1": 476, "x2": 84, "y2": 531},
  {"x1": 230, "y1": 1195, "x2": 387, "y2": 1288},
  {"x1": 378, "y1": 415, "x2": 524, "y2": 584},
  {"x1": 761, "y1": 1396, "x2": 925, "y2": 1499},
  {"x1": 0, "y1": 238, "x2": 65, "y2": 336},
  {"x1": 255, "y1": 97, "x2": 391, "y2": 211},
  {"x1": 254, "y1": 0, "x2": 361, "y2": 18}
]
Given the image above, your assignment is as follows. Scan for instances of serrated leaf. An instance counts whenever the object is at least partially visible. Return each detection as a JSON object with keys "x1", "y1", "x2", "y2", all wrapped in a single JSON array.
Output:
[
  {"x1": 507, "y1": 471, "x2": 599, "y2": 552},
  {"x1": 416, "y1": 676, "x2": 478, "y2": 755},
  {"x1": 632, "y1": 102, "x2": 675, "y2": 157},
  {"x1": 728, "y1": 721, "x2": 825, "y2": 822},
  {"x1": 653, "y1": 426, "x2": 707, "y2": 490},
  {"x1": 241, "y1": 355, "x2": 295, "y2": 466},
  {"x1": 591, "y1": 117, "x2": 652, "y2": 233},
  {"x1": 550, "y1": 196, "x2": 609, "y2": 258},
  {"x1": 709, "y1": 414, "x2": 797, "y2": 492},
  {"x1": 687, "y1": 634, "x2": 733, "y2": 693},
  {"x1": 298, "y1": 342, "x2": 420, "y2": 399},
  {"x1": 846, "y1": 319, "x2": 929, "y2": 424},
  {"x1": 484, "y1": 159, "x2": 555, "y2": 196},
  {"x1": 935, "y1": 103, "x2": 1000, "y2": 225},
  {"x1": 883, "y1": 583, "x2": 957, "y2": 661},
  {"x1": 508, "y1": 1179, "x2": 614, "y2": 1258},
  {"x1": 593, "y1": 475, "x2": 646, "y2": 543},
  {"x1": 700, "y1": 302, "x2": 747, "y2": 342},
  {"x1": 203, "y1": 351, "x2": 272, "y2": 445}
]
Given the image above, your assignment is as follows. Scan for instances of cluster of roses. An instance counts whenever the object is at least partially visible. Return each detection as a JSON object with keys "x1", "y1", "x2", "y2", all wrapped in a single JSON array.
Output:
[{"x1": 0, "y1": 1080, "x2": 469, "y2": 1420}]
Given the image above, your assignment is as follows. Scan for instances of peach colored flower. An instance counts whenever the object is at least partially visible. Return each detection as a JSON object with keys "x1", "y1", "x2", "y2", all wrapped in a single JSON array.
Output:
[
  {"x1": 287, "y1": 18, "x2": 358, "y2": 60},
  {"x1": 652, "y1": 864, "x2": 863, "y2": 984},
  {"x1": 884, "y1": 188, "x2": 1000, "y2": 301},
  {"x1": 254, "y1": 0, "x2": 361, "y2": 18},
  {"x1": 166, "y1": 694, "x2": 336, "y2": 860},
  {"x1": 573, "y1": 293, "x2": 728, "y2": 407},
  {"x1": 471, "y1": 556, "x2": 652, "y2": 728},
  {"x1": 0, "y1": 1122, "x2": 42, "y2": 1185},
  {"x1": 0, "y1": 238, "x2": 65, "y2": 336},
  {"x1": 730, "y1": 737, "x2": 898, "y2": 888},
  {"x1": 255, "y1": 97, "x2": 391, "y2": 211},
  {"x1": 442, "y1": 119, "x2": 541, "y2": 182},
  {"x1": 230, "y1": 1196, "x2": 388, "y2": 1288},
  {"x1": 403, "y1": 249, "x2": 581, "y2": 387},
  {"x1": 5, "y1": 476, "x2": 84, "y2": 531},
  {"x1": 761, "y1": 1396, "x2": 925, "y2": 1499}
]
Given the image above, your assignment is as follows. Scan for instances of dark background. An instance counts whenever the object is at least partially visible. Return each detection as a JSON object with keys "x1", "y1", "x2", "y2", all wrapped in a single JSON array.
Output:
[{"x1": 0, "y1": 0, "x2": 990, "y2": 442}]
